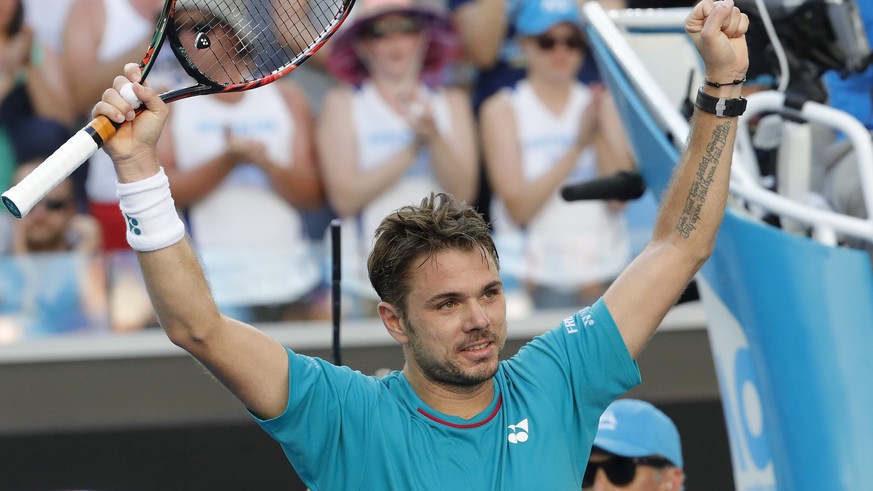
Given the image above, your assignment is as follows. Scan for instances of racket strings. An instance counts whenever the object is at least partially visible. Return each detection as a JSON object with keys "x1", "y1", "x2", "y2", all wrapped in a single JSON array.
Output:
[{"x1": 172, "y1": 0, "x2": 347, "y2": 86}]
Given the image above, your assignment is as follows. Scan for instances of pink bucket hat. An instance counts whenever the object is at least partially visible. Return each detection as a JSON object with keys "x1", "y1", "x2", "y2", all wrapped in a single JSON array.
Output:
[{"x1": 326, "y1": 0, "x2": 460, "y2": 85}]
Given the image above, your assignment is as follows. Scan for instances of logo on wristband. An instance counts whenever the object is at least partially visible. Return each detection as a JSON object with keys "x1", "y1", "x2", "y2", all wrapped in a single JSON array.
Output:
[{"x1": 125, "y1": 214, "x2": 142, "y2": 236}]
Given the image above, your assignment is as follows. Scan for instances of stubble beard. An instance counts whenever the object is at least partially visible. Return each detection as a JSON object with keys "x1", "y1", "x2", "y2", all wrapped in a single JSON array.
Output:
[{"x1": 406, "y1": 320, "x2": 505, "y2": 390}]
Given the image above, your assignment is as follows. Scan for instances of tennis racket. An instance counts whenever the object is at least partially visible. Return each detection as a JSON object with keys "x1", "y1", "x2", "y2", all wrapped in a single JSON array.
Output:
[{"x1": 2, "y1": 0, "x2": 355, "y2": 218}]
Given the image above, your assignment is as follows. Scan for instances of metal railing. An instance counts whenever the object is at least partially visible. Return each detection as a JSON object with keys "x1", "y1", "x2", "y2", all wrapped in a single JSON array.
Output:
[{"x1": 584, "y1": 3, "x2": 873, "y2": 245}]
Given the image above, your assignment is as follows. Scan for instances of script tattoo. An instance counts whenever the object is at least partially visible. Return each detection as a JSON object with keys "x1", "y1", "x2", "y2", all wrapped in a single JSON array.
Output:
[{"x1": 676, "y1": 121, "x2": 731, "y2": 239}]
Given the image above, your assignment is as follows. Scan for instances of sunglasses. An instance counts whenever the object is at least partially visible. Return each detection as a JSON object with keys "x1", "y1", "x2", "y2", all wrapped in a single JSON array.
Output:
[
  {"x1": 582, "y1": 456, "x2": 672, "y2": 488},
  {"x1": 362, "y1": 17, "x2": 421, "y2": 39},
  {"x1": 38, "y1": 198, "x2": 71, "y2": 212},
  {"x1": 535, "y1": 33, "x2": 586, "y2": 51}
]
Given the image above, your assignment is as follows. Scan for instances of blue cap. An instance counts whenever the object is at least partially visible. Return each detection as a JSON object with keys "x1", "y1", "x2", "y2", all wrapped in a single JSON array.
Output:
[
  {"x1": 593, "y1": 399, "x2": 683, "y2": 468},
  {"x1": 515, "y1": 0, "x2": 581, "y2": 37}
]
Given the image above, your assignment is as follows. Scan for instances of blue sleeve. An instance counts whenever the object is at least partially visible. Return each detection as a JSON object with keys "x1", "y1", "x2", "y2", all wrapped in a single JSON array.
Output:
[
  {"x1": 505, "y1": 298, "x2": 641, "y2": 431},
  {"x1": 249, "y1": 348, "x2": 380, "y2": 491}
]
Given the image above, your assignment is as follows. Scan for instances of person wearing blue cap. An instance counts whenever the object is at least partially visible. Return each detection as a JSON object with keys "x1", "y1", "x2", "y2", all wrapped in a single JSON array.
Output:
[
  {"x1": 481, "y1": 0, "x2": 634, "y2": 309},
  {"x1": 448, "y1": 0, "x2": 610, "y2": 233},
  {"x1": 584, "y1": 399, "x2": 685, "y2": 490}
]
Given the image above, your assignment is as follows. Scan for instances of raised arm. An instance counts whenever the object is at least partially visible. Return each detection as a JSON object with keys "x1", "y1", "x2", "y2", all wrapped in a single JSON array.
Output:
[
  {"x1": 95, "y1": 65, "x2": 290, "y2": 420},
  {"x1": 451, "y1": 0, "x2": 508, "y2": 68},
  {"x1": 603, "y1": 0, "x2": 749, "y2": 358}
]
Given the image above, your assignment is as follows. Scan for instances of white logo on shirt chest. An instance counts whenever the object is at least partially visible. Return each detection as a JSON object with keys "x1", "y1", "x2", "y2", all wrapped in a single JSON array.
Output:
[{"x1": 507, "y1": 418, "x2": 529, "y2": 444}]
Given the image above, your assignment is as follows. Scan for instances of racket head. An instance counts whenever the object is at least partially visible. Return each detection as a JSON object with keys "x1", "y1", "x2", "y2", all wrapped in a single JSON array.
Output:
[
  {"x1": 0, "y1": 0, "x2": 356, "y2": 219},
  {"x1": 160, "y1": 0, "x2": 356, "y2": 103}
]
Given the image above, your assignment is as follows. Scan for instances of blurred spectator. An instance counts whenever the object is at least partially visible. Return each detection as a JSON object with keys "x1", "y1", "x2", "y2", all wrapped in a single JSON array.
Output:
[
  {"x1": 317, "y1": 0, "x2": 477, "y2": 311},
  {"x1": 625, "y1": 0, "x2": 693, "y2": 7},
  {"x1": 267, "y1": 0, "x2": 340, "y2": 113},
  {"x1": 480, "y1": 0, "x2": 633, "y2": 309},
  {"x1": 448, "y1": 0, "x2": 619, "y2": 222},
  {"x1": 62, "y1": 0, "x2": 165, "y2": 250},
  {"x1": 0, "y1": 0, "x2": 73, "y2": 191},
  {"x1": 156, "y1": 7, "x2": 326, "y2": 323},
  {"x1": 265, "y1": 0, "x2": 343, "y2": 242},
  {"x1": 0, "y1": 161, "x2": 108, "y2": 342},
  {"x1": 449, "y1": 0, "x2": 604, "y2": 110},
  {"x1": 821, "y1": 1, "x2": 873, "y2": 242},
  {"x1": 105, "y1": 249, "x2": 158, "y2": 332},
  {"x1": 584, "y1": 399, "x2": 685, "y2": 490},
  {"x1": 62, "y1": 0, "x2": 162, "y2": 116},
  {"x1": 7, "y1": 161, "x2": 100, "y2": 255},
  {"x1": 22, "y1": 0, "x2": 75, "y2": 52}
]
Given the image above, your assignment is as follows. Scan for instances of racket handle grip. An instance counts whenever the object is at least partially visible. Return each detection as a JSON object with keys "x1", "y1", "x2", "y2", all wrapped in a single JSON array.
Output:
[{"x1": 1, "y1": 115, "x2": 118, "y2": 218}]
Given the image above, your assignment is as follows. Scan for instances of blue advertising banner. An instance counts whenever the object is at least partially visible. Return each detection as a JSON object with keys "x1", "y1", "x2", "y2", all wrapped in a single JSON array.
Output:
[{"x1": 589, "y1": 21, "x2": 873, "y2": 490}]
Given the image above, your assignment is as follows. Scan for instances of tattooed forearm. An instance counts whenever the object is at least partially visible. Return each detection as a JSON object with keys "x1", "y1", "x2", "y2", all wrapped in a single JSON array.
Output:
[{"x1": 676, "y1": 120, "x2": 732, "y2": 239}]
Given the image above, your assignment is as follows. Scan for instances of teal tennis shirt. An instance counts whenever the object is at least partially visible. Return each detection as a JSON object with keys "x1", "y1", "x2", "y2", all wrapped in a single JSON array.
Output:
[{"x1": 253, "y1": 298, "x2": 641, "y2": 490}]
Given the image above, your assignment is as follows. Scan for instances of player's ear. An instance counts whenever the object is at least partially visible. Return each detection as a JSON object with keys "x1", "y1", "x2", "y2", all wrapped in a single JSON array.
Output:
[{"x1": 379, "y1": 301, "x2": 409, "y2": 344}]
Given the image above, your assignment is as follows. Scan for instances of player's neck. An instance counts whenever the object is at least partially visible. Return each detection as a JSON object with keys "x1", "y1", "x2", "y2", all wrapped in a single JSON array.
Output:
[{"x1": 403, "y1": 366, "x2": 495, "y2": 420}]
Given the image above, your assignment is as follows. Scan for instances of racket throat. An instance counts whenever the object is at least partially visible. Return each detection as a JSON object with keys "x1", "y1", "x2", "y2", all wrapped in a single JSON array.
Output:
[{"x1": 85, "y1": 116, "x2": 121, "y2": 148}]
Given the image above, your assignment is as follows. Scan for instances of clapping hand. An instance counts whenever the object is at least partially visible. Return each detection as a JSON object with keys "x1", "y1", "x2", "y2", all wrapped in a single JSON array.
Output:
[
  {"x1": 224, "y1": 125, "x2": 270, "y2": 169},
  {"x1": 576, "y1": 84, "x2": 604, "y2": 150}
]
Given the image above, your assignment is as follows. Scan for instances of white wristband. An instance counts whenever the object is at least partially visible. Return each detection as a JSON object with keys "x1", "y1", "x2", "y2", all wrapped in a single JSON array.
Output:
[{"x1": 116, "y1": 167, "x2": 186, "y2": 252}]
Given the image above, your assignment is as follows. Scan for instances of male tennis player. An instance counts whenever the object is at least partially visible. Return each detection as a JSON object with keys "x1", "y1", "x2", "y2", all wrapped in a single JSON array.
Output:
[{"x1": 93, "y1": 0, "x2": 748, "y2": 488}]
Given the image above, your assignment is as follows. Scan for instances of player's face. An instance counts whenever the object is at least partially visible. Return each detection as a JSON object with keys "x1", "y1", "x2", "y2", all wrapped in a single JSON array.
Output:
[{"x1": 400, "y1": 248, "x2": 507, "y2": 388}]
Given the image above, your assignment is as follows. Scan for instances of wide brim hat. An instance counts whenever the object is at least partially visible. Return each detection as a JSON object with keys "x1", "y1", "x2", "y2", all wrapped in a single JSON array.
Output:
[{"x1": 326, "y1": 0, "x2": 460, "y2": 86}]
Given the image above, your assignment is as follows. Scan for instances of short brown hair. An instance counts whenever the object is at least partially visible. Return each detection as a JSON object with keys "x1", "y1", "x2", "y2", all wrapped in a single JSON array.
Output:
[{"x1": 367, "y1": 193, "x2": 498, "y2": 313}]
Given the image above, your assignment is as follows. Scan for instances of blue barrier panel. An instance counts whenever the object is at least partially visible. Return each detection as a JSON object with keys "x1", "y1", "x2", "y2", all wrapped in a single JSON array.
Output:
[{"x1": 588, "y1": 23, "x2": 873, "y2": 490}]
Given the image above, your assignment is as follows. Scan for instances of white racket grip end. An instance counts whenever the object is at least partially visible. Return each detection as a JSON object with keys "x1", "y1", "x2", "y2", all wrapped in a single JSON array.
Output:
[
  {"x1": 120, "y1": 82, "x2": 142, "y2": 110},
  {"x1": 1, "y1": 130, "x2": 99, "y2": 218}
]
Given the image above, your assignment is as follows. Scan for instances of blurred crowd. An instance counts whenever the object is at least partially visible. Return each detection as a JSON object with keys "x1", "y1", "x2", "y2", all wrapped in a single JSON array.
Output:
[{"x1": 0, "y1": 0, "x2": 692, "y2": 340}]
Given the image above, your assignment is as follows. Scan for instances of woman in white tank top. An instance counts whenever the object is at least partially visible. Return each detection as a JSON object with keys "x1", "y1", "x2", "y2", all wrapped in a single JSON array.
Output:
[
  {"x1": 150, "y1": 15, "x2": 325, "y2": 322},
  {"x1": 480, "y1": 0, "x2": 635, "y2": 310},
  {"x1": 318, "y1": 0, "x2": 478, "y2": 308}
]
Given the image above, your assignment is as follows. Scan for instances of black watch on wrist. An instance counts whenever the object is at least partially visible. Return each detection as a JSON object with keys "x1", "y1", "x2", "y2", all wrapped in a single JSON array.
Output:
[{"x1": 695, "y1": 87, "x2": 747, "y2": 117}]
